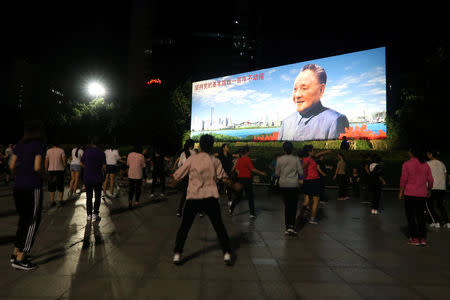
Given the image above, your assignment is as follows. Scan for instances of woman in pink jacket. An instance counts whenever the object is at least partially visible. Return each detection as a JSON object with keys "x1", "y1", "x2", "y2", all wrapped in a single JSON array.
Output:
[{"x1": 399, "y1": 146, "x2": 433, "y2": 246}]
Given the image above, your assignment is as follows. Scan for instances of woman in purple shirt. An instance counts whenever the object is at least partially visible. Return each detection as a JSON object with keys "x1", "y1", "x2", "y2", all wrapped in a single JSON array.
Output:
[
  {"x1": 9, "y1": 120, "x2": 45, "y2": 270},
  {"x1": 80, "y1": 140, "x2": 106, "y2": 222},
  {"x1": 399, "y1": 146, "x2": 433, "y2": 246}
]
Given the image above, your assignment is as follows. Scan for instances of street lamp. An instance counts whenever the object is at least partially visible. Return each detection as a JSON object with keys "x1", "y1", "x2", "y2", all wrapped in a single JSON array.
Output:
[{"x1": 87, "y1": 81, "x2": 106, "y2": 99}]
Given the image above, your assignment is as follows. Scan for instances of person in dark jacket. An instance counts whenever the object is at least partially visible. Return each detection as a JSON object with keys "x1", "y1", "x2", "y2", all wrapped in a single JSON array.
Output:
[{"x1": 9, "y1": 120, "x2": 46, "y2": 270}]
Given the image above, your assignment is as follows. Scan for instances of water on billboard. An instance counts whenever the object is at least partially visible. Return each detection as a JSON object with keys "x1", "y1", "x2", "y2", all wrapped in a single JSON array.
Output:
[{"x1": 191, "y1": 47, "x2": 386, "y2": 141}]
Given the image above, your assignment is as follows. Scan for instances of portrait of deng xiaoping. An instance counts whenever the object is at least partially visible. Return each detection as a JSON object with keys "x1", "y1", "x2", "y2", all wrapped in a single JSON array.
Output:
[{"x1": 191, "y1": 47, "x2": 387, "y2": 141}]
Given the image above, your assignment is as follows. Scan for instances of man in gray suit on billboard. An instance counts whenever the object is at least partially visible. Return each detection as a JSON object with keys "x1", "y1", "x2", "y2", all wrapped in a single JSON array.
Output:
[{"x1": 278, "y1": 64, "x2": 349, "y2": 141}]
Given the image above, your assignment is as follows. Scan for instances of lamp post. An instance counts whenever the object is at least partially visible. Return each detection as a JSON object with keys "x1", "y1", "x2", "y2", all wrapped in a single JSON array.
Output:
[{"x1": 87, "y1": 82, "x2": 106, "y2": 100}]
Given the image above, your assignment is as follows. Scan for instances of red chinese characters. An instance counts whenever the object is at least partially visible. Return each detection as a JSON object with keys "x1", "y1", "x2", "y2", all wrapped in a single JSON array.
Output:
[{"x1": 194, "y1": 72, "x2": 265, "y2": 91}]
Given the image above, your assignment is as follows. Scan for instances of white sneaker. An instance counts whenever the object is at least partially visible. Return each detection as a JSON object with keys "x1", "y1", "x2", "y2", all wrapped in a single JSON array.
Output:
[
  {"x1": 150, "y1": 193, "x2": 155, "y2": 198},
  {"x1": 429, "y1": 223, "x2": 436, "y2": 228},
  {"x1": 160, "y1": 193, "x2": 165, "y2": 197},
  {"x1": 446, "y1": 223, "x2": 450, "y2": 229},
  {"x1": 286, "y1": 228, "x2": 297, "y2": 235},
  {"x1": 87, "y1": 215, "x2": 92, "y2": 221},
  {"x1": 435, "y1": 223, "x2": 441, "y2": 228},
  {"x1": 92, "y1": 214, "x2": 100, "y2": 221},
  {"x1": 308, "y1": 218, "x2": 318, "y2": 225},
  {"x1": 173, "y1": 253, "x2": 181, "y2": 265},
  {"x1": 224, "y1": 252, "x2": 232, "y2": 265},
  {"x1": 373, "y1": 209, "x2": 378, "y2": 215}
]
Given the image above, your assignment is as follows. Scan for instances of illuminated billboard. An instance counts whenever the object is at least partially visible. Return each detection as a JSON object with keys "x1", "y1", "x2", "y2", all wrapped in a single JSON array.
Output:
[{"x1": 191, "y1": 47, "x2": 386, "y2": 141}]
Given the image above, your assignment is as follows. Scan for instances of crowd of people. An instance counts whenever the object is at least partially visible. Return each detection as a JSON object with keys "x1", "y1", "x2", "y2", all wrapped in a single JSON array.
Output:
[{"x1": 2, "y1": 122, "x2": 449, "y2": 270}]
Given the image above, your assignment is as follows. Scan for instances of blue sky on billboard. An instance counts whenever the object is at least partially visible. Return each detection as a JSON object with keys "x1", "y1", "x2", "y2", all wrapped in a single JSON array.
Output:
[{"x1": 191, "y1": 47, "x2": 386, "y2": 132}]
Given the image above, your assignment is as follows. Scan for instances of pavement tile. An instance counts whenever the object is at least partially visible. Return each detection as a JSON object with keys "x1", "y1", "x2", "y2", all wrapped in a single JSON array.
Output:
[
  {"x1": 1, "y1": 186, "x2": 450, "y2": 300},
  {"x1": 292, "y1": 282, "x2": 363, "y2": 299}
]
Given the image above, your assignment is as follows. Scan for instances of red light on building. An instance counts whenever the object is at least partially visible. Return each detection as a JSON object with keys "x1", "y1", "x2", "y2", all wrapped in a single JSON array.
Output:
[{"x1": 146, "y1": 78, "x2": 162, "y2": 85}]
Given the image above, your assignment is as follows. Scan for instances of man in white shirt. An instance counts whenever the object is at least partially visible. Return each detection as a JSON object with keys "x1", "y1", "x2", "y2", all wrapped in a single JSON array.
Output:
[
  {"x1": 103, "y1": 147, "x2": 122, "y2": 197},
  {"x1": 426, "y1": 150, "x2": 448, "y2": 228},
  {"x1": 45, "y1": 144, "x2": 66, "y2": 206}
]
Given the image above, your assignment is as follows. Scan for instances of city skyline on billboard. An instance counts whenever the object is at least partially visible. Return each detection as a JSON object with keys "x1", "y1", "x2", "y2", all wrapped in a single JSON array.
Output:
[{"x1": 191, "y1": 47, "x2": 386, "y2": 141}]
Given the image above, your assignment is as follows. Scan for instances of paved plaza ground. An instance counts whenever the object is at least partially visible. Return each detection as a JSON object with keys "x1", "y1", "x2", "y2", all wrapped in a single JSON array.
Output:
[{"x1": 1, "y1": 182, "x2": 450, "y2": 300}]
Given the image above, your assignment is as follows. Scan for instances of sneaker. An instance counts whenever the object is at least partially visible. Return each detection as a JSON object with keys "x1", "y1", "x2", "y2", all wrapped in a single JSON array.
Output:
[
  {"x1": 429, "y1": 223, "x2": 436, "y2": 228},
  {"x1": 224, "y1": 252, "x2": 232, "y2": 265},
  {"x1": 11, "y1": 258, "x2": 37, "y2": 270},
  {"x1": 447, "y1": 223, "x2": 450, "y2": 229},
  {"x1": 173, "y1": 253, "x2": 181, "y2": 265},
  {"x1": 87, "y1": 215, "x2": 92, "y2": 221},
  {"x1": 92, "y1": 214, "x2": 100, "y2": 221},
  {"x1": 10, "y1": 253, "x2": 33, "y2": 263},
  {"x1": 160, "y1": 193, "x2": 165, "y2": 197},
  {"x1": 308, "y1": 218, "x2": 318, "y2": 225},
  {"x1": 284, "y1": 229, "x2": 290, "y2": 235},
  {"x1": 228, "y1": 209, "x2": 232, "y2": 216},
  {"x1": 286, "y1": 228, "x2": 297, "y2": 235},
  {"x1": 435, "y1": 223, "x2": 441, "y2": 228},
  {"x1": 408, "y1": 238, "x2": 420, "y2": 246},
  {"x1": 250, "y1": 214, "x2": 256, "y2": 219},
  {"x1": 228, "y1": 201, "x2": 232, "y2": 207},
  {"x1": 150, "y1": 193, "x2": 155, "y2": 198},
  {"x1": 373, "y1": 209, "x2": 378, "y2": 215},
  {"x1": 420, "y1": 238, "x2": 427, "y2": 246},
  {"x1": 176, "y1": 212, "x2": 182, "y2": 217},
  {"x1": 199, "y1": 213, "x2": 204, "y2": 218}
]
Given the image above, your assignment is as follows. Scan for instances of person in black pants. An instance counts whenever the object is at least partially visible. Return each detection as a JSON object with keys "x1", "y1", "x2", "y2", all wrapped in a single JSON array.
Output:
[
  {"x1": 171, "y1": 134, "x2": 232, "y2": 265},
  {"x1": 349, "y1": 168, "x2": 361, "y2": 198},
  {"x1": 369, "y1": 154, "x2": 386, "y2": 214},
  {"x1": 151, "y1": 148, "x2": 168, "y2": 197},
  {"x1": 426, "y1": 150, "x2": 449, "y2": 228},
  {"x1": 275, "y1": 141, "x2": 303, "y2": 234},
  {"x1": 217, "y1": 143, "x2": 235, "y2": 206},
  {"x1": 334, "y1": 153, "x2": 348, "y2": 200},
  {"x1": 9, "y1": 120, "x2": 46, "y2": 270},
  {"x1": 176, "y1": 139, "x2": 195, "y2": 217},
  {"x1": 80, "y1": 139, "x2": 106, "y2": 221},
  {"x1": 229, "y1": 146, "x2": 266, "y2": 218},
  {"x1": 400, "y1": 146, "x2": 433, "y2": 246},
  {"x1": 316, "y1": 155, "x2": 328, "y2": 202}
]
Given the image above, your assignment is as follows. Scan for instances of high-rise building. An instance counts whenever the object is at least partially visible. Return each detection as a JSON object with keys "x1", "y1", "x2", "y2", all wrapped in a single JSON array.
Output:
[{"x1": 126, "y1": 0, "x2": 263, "y2": 100}]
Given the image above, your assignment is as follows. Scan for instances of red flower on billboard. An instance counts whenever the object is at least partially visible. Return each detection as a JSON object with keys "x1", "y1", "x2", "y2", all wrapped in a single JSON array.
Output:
[
  {"x1": 339, "y1": 124, "x2": 386, "y2": 140},
  {"x1": 253, "y1": 131, "x2": 279, "y2": 141}
]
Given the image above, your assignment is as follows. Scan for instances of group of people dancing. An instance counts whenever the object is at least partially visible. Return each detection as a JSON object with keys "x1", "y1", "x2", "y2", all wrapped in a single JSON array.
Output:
[{"x1": 5, "y1": 119, "x2": 449, "y2": 270}]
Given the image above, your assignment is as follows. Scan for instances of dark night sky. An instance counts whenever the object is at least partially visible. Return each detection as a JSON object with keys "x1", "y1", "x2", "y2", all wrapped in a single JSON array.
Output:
[{"x1": 5, "y1": 2, "x2": 447, "y2": 103}]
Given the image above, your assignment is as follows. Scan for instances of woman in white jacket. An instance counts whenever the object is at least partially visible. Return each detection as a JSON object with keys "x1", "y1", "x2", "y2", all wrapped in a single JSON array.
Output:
[{"x1": 276, "y1": 141, "x2": 303, "y2": 235}]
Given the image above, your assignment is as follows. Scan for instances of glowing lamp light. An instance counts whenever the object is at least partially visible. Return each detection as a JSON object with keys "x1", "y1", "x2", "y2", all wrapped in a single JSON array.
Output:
[
  {"x1": 87, "y1": 82, "x2": 106, "y2": 97},
  {"x1": 146, "y1": 78, "x2": 162, "y2": 85}
]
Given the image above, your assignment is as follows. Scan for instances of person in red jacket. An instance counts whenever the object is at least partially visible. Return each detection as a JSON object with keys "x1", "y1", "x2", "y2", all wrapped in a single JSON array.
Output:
[
  {"x1": 399, "y1": 146, "x2": 433, "y2": 246},
  {"x1": 229, "y1": 146, "x2": 266, "y2": 219}
]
